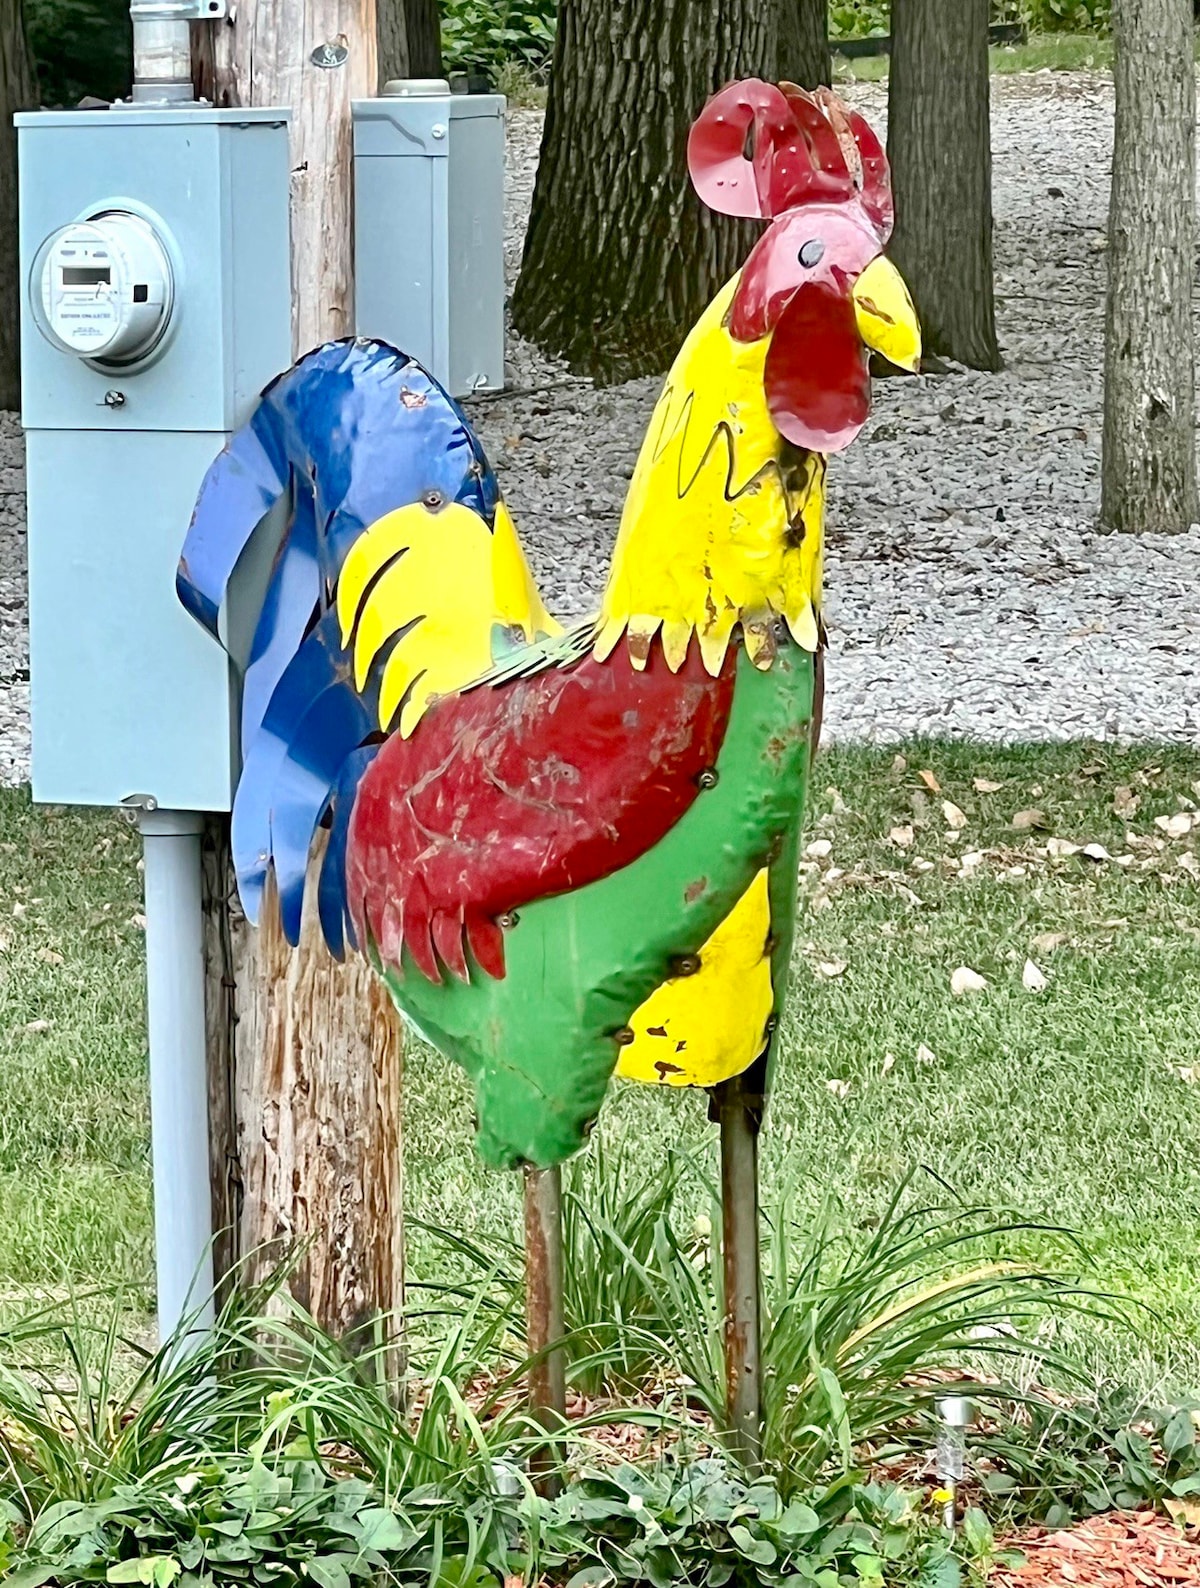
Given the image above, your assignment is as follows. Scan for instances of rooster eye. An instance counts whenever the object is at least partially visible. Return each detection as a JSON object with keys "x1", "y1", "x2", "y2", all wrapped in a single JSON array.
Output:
[{"x1": 798, "y1": 239, "x2": 825, "y2": 269}]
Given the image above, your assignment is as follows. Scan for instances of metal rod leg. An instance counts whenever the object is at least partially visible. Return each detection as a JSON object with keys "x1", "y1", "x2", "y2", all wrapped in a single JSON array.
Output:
[
  {"x1": 714, "y1": 1073, "x2": 763, "y2": 1468},
  {"x1": 524, "y1": 1163, "x2": 566, "y2": 1492},
  {"x1": 139, "y1": 808, "x2": 215, "y2": 1348}
]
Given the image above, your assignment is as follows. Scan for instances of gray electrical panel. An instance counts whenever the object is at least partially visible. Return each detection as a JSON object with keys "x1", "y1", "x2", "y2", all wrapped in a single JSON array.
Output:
[
  {"x1": 19, "y1": 106, "x2": 292, "y2": 813},
  {"x1": 353, "y1": 84, "x2": 506, "y2": 397}
]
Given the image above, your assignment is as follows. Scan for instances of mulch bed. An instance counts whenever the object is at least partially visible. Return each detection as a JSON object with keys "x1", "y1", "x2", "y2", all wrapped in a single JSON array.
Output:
[{"x1": 993, "y1": 1512, "x2": 1200, "y2": 1587}]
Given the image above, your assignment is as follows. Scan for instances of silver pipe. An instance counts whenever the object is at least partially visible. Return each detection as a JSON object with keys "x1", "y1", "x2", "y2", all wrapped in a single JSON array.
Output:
[
  {"x1": 130, "y1": 1, "x2": 195, "y2": 103},
  {"x1": 139, "y1": 808, "x2": 216, "y2": 1346}
]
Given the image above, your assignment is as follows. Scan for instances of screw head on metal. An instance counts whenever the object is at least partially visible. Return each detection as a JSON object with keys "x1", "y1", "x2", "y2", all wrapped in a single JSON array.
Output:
[
  {"x1": 670, "y1": 953, "x2": 702, "y2": 978},
  {"x1": 498, "y1": 910, "x2": 520, "y2": 930},
  {"x1": 103, "y1": 389, "x2": 126, "y2": 408},
  {"x1": 697, "y1": 767, "x2": 718, "y2": 790},
  {"x1": 431, "y1": 123, "x2": 447, "y2": 139},
  {"x1": 422, "y1": 488, "x2": 445, "y2": 510},
  {"x1": 613, "y1": 1026, "x2": 636, "y2": 1046}
]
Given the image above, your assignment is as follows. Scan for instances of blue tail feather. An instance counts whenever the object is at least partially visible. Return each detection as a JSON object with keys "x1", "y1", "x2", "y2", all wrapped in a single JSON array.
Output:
[{"x1": 179, "y1": 338, "x2": 502, "y2": 947}]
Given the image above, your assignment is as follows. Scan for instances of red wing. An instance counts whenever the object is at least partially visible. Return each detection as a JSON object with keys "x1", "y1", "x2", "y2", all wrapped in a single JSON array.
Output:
[{"x1": 345, "y1": 645, "x2": 737, "y2": 982}]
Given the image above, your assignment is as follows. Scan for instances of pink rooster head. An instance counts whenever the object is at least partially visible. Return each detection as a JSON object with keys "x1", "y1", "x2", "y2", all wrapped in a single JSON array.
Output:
[{"x1": 688, "y1": 80, "x2": 921, "y2": 454}]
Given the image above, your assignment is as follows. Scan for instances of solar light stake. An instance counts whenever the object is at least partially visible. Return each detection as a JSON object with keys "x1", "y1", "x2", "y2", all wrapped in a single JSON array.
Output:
[{"x1": 935, "y1": 1395, "x2": 974, "y2": 1533}]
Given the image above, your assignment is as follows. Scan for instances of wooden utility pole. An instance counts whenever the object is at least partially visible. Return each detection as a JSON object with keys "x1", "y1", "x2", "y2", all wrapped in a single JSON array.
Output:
[
  {"x1": 195, "y1": 0, "x2": 406, "y2": 1342},
  {"x1": 1102, "y1": 0, "x2": 1197, "y2": 534}
]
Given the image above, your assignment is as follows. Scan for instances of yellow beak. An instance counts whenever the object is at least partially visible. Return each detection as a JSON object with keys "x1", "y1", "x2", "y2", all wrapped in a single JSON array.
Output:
[{"x1": 852, "y1": 255, "x2": 922, "y2": 374}]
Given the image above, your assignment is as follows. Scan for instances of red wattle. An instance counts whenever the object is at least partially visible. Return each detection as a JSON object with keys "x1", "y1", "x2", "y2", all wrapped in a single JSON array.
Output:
[{"x1": 762, "y1": 283, "x2": 871, "y2": 454}]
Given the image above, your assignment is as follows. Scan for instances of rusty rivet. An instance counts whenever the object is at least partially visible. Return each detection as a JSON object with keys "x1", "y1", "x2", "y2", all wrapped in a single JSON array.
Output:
[
  {"x1": 498, "y1": 910, "x2": 520, "y2": 929},
  {"x1": 697, "y1": 767, "x2": 719, "y2": 790},
  {"x1": 422, "y1": 488, "x2": 445, "y2": 509},
  {"x1": 670, "y1": 953, "x2": 702, "y2": 978},
  {"x1": 613, "y1": 1026, "x2": 636, "y2": 1046}
]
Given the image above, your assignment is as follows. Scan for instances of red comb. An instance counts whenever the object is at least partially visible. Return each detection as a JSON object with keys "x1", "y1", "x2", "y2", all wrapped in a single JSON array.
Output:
[{"x1": 687, "y1": 78, "x2": 893, "y2": 239}]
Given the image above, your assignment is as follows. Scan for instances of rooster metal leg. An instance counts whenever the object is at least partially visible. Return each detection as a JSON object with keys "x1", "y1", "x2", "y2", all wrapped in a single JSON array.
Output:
[
  {"x1": 713, "y1": 1072, "x2": 763, "y2": 1468},
  {"x1": 524, "y1": 1163, "x2": 566, "y2": 1491}
]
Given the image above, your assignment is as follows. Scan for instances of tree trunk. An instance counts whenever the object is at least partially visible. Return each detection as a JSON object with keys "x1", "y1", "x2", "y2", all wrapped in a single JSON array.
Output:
[
  {"x1": 1102, "y1": 0, "x2": 1197, "y2": 534},
  {"x1": 511, "y1": 0, "x2": 775, "y2": 383},
  {"x1": 887, "y1": 0, "x2": 1000, "y2": 371},
  {"x1": 378, "y1": 0, "x2": 442, "y2": 86},
  {"x1": 777, "y1": 0, "x2": 829, "y2": 91},
  {"x1": 0, "y1": 0, "x2": 37, "y2": 411},
  {"x1": 195, "y1": 0, "x2": 406, "y2": 1344}
]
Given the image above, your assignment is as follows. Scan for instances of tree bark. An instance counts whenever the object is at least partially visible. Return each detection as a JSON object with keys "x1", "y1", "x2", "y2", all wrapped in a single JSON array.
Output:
[
  {"x1": 887, "y1": 0, "x2": 1000, "y2": 371},
  {"x1": 0, "y1": 0, "x2": 37, "y2": 411},
  {"x1": 195, "y1": 0, "x2": 406, "y2": 1344},
  {"x1": 378, "y1": 0, "x2": 442, "y2": 86},
  {"x1": 1102, "y1": 0, "x2": 1197, "y2": 534},
  {"x1": 777, "y1": 0, "x2": 829, "y2": 91},
  {"x1": 511, "y1": 0, "x2": 775, "y2": 383}
]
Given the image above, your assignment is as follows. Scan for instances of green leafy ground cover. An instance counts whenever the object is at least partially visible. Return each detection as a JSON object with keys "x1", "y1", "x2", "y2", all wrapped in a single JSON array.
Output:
[{"x1": 2, "y1": 741, "x2": 1199, "y2": 1396}]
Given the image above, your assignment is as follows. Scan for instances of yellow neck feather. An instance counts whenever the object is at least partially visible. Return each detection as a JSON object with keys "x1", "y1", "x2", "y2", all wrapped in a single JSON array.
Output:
[{"x1": 596, "y1": 276, "x2": 825, "y2": 676}]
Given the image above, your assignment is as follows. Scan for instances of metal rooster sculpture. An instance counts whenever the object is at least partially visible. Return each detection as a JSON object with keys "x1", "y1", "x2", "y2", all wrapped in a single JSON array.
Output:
[{"x1": 179, "y1": 80, "x2": 920, "y2": 1454}]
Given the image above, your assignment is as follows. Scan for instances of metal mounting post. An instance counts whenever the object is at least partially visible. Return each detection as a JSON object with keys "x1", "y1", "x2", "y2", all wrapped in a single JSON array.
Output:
[
  {"x1": 713, "y1": 1071, "x2": 763, "y2": 1469},
  {"x1": 139, "y1": 807, "x2": 215, "y2": 1346},
  {"x1": 523, "y1": 1163, "x2": 566, "y2": 1493}
]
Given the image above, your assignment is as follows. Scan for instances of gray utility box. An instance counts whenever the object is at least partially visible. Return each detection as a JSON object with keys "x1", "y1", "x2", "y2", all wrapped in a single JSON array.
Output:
[
  {"x1": 353, "y1": 84, "x2": 506, "y2": 397},
  {"x1": 19, "y1": 106, "x2": 291, "y2": 813}
]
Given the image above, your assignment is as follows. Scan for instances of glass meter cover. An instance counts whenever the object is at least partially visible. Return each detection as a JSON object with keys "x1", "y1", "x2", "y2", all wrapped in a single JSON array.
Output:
[{"x1": 34, "y1": 210, "x2": 174, "y2": 366}]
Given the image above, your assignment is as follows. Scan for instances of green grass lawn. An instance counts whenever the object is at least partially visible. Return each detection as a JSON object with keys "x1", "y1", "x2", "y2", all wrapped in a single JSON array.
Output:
[
  {"x1": 4, "y1": 740, "x2": 1200, "y2": 1397},
  {"x1": 834, "y1": 32, "x2": 1120, "y2": 84}
]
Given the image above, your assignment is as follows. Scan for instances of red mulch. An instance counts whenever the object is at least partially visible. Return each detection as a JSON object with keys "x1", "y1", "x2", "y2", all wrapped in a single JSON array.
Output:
[{"x1": 993, "y1": 1512, "x2": 1200, "y2": 1587}]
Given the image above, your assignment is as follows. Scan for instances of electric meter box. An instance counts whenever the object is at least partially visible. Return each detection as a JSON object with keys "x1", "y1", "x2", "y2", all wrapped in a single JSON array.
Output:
[
  {"x1": 18, "y1": 106, "x2": 291, "y2": 813},
  {"x1": 353, "y1": 86, "x2": 506, "y2": 397}
]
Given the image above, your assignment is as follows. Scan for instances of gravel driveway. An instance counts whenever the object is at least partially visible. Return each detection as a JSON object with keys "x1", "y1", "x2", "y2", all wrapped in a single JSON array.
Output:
[{"x1": 1, "y1": 72, "x2": 1195, "y2": 785}]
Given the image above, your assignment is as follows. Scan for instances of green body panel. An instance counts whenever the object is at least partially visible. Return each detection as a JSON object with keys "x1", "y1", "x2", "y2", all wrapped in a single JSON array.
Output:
[{"x1": 384, "y1": 644, "x2": 816, "y2": 1169}]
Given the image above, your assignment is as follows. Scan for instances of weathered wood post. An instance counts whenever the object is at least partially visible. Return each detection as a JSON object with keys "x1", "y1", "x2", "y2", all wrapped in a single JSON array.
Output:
[{"x1": 195, "y1": 0, "x2": 406, "y2": 1347}]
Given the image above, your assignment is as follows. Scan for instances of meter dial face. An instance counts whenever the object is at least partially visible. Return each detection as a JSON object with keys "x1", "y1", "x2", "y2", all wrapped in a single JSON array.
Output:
[{"x1": 34, "y1": 210, "x2": 174, "y2": 368}]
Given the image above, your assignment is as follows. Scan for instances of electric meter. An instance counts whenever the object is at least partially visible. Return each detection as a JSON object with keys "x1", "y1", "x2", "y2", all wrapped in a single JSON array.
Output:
[{"x1": 32, "y1": 210, "x2": 174, "y2": 366}]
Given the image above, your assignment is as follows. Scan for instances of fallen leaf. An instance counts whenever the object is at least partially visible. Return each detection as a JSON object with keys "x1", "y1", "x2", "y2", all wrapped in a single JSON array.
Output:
[
  {"x1": 825, "y1": 1078, "x2": 851, "y2": 1100},
  {"x1": 21, "y1": 1019, "x2": 52, "y2": 1035},
  {"x1": 881, "y1": 1052, "x2": 896, "y2": 1075},
  {"x1": 1179, "y1": 853, "x2": 1200, "y2": 878},
  {"x1": 825, "y1": 787, "x2": 847, "y2": 814},
  {"x1": 1165, "y1": 1497, "x2": 1200, "y2": 1531},
  {"x1": 804, "y1": 839, "x2": 832, "y2": 861},
  {"x1": 960, "y1": 849, "x2": 986, "y2": 873},
  {"x1": 918, "y1": 768, "x2": 942, "y2": 793},
  {"x1": 888, "y1": 824, "x2": 914, "y2": 849},
  {"x1": 1113, "y1": 784, "x2": 1140, "y2": 818},
  {"x1": 915, "y1": 1042, "x2": 937, "y2": 1066},
  {"x1": 1081, "y1": 843, "x2": 1111, "y2": 862},
  {"x1": 816, "y1": 959, "x2": 848, "y2": 979},
  {"x1": 1156, "y1": 812, "x2": 1194, "y2": 839},
  {"x1": 1011, "y1": 809, "x2": 1048, "y2": 831},
  {"x1": 129, "y1": 913, "x2": 148, "y2": 930},
  {"x1": 11, "y1": 901, "x2": 25, "y2": 918},
  {"x1": 911, "y1": 857, "x2": 935, "y2": 874},
  {"x1": 1176, "y1": 1067, "x2": 1200, "y2": 1085},
  {"x1": 1022, "y1": 959, "x2": 1048, "y2": 993},
  {"x1": 951, "y1": 965, "x2": 987, "y2": 996},
  {"x1": 891, "y1": 753, "x2": 908, "y2": 775},
  {"x1": 1046, "y1": 837, "x2": 1081, "y2": 858},
  {"x1": 1032, "y1": 931, "x2": 1069, "y2": 953},
  {"x1": 973, "y1": 777, "x2": 1003, "y2": 793},
  {"x1": 36, "y1": 947, "x2": 64, "y2": 967},
  {"x1": 942, "y1": 800, "x2": 968, "y2": 831}
]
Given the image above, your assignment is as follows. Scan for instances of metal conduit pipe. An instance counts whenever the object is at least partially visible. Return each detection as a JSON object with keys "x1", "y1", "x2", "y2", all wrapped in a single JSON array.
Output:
[
  {"x1": 130, "y1": 0, "x2": 199, "y2": 103},
  {"x1": 139, "y1": 808, "x2": 216, "y2": 1344}
]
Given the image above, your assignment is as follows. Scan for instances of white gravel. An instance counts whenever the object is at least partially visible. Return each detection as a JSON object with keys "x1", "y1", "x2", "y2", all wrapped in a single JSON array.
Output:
[{"x1": 2, "y1": 72, "x2": 1197, "y2": 785}]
